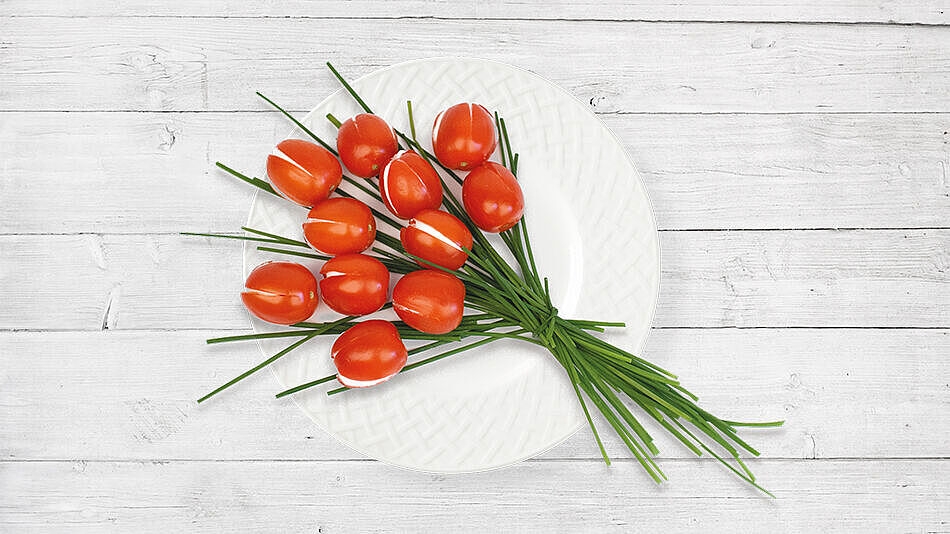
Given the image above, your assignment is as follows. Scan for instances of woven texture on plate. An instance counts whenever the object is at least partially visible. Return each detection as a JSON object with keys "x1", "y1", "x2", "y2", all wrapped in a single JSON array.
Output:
[{"x1": 244, "y1": 58, "x2": 659, "y2": 472}]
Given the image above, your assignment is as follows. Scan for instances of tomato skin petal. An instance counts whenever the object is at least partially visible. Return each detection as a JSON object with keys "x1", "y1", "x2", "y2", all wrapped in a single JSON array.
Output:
[
  {"x1": 332, "y1": 320, "x2": 407, "y2": 385},
  {"x1": 266, "y1": 139, "x2": 342, "y2": 207},
  {"x1": 303, "y1": 197, "x2": 377, "y2": 255},
  {"x1": 241, "y1": 262, "x2": 319, "y2": 325},
  {"x1": 400, "y1": 209, "x2": 473, "y2": 271},
  {"x1": 432, "y1": 103, "x2": 497, "y2": 170},
  {"x1": 393, "y1": 270, "x2": 465, "y2": 334},
  {"x1": 337, "y1": 114, "x2": 398, "y2": 178},
  {"x1": 462, "y1": 161, "x2": 525, "y2": 233},
  {"x1": 379, "y1": 150, "x2": 443, "y2": 219},
  {"x1": 319, "y1": 254, "x2": 389, "y2": 316}
]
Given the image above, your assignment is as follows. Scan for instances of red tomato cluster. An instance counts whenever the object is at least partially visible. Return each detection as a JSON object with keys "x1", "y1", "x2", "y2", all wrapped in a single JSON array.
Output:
[{"x1": 241, "y1": 102, "x2": 524, "y2": 389}]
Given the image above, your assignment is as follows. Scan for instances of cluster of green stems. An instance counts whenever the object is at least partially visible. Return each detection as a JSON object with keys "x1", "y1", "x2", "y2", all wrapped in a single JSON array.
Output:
[{"x1": 187, "y1": 62, "x2": 782, "y2": 495}]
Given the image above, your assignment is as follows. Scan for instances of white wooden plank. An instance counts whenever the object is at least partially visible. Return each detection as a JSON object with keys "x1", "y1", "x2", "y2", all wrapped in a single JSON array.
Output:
[
  {"x1": 0, "y1": 459, "x2": 946, "y2": 532},
  {"x1": 660, "y1": 229, "x2": 950, "y2": 328},
  {"x1": 3, "y1": 112, "x2": 949, "y2": 234},
  {"x1": 3, "y1": 1, "x2": 948, "y2": 24},
  {"x1": 1, "y1": 230, "x2": 946, "y2": 331},
  {"x1": 2, "y1": 18, "x2": 950, "y2": 113},
  {"x1": 1, "y1": 6, "x2": 946, "y2": 528},
  {"x1": 1, "y1": 329, "x2": 947, "y2": 461}
]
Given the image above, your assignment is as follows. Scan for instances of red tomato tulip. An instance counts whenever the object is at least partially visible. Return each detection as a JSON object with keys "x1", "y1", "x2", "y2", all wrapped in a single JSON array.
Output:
[
  {"x1": 319, "y1": 254, "x2": 389, "y2": 316},
  {"x1": 336, "y1": 113, "x2": 398, "y2": 178},
  {"x1": 393, "y1": 270, "x2": 465, "y2": 334},
  {"x1": 332, "y1": 320, "x2": 408, "y2": 388},
  {"x1": 266, "y1": 139, "x2": 342, "y2": 207},
  {"x1": 432, "y1": 103, "x2": 497, "y2": 170},
  {"x1": 241, "y1": 262, "x2": 318, "y2": 325},
  {"x1": 379, "y1": 150, "x2": 443, "y2": 219},
  {"x1": 400, "y1": 209, "x2": 473, "y2": 271},
  {"x1": 462, "y1": 162, "x2": 524, "y2": 233},
  {"x1": 303, "y1": 197, "x2": 376, "y2": 255}
]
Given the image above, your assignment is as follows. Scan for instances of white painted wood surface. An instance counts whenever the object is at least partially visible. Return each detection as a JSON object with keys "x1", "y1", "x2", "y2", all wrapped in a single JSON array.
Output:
[
  {"x1": 1, "y1": 3, "x2": 949, "y2": 532},
  {"x1": 3, "y1": 18, "x2": 950, "y2": 113},
  {"x1": 4, "y1": 1, "x2": 949, "y2": 24},
  {"x1": 3, "y1": 461, "x2": 948, "y2": 532}
]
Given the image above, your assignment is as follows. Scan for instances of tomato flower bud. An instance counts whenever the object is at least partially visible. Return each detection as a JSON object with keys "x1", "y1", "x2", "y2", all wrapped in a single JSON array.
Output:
[
  {"x1": 241, "y1": 262, "x2": 318, "y2": 325},
  {"x1": 462, "y1": 162, "x2": 524, "y2": 233},
  {"x1": 380, "y1": 150, "x2": 443, "y2": 219},
  {"x1": 266, "y1": 139, "x2": 343, "y2": 207},
  {"x1": 303, "y1": 197, "x2": 376, "y2": 255},
  {"x1": 332, "y1": 320, "x2": 408, "y2": 388},
  {"x1": 432, "y1": 103, "x2": 497, "y2": 170},
  {"x1": 336, "y1": 114, "x2": 398, "y2": 178},
  {"x1": 393, "y1": 270, "x2": 465, "y2": 334},
  {"x1": 319, "y1": 254, "x2": 389, "y2": 316},
  {"x1": 400, "y1": 209, "x2": 473, "y2": 271}
]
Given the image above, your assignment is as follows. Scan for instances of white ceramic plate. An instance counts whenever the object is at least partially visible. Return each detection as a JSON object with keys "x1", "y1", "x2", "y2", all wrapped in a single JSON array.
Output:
[{"x1": 244, "y1": 58, "x2": 659, "y2": 473}]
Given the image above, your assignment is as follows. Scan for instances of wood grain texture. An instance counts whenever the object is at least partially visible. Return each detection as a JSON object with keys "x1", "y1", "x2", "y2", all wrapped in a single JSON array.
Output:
[
  {"x1": 2, "y1": 18, "x2": 950, "y2": 113},
  {"x1": 0, "y1": 230, "x2": 946, "y2": 331},
  {"x1": 1, "y1": 329, "x2": 947, "y2": 461},
  {"x1": 3, "y1": 3, "x2": 949, "y2": 526},
  {"x1": 1, "y1": 460, "x2": 947, "y2": 532},
  {"x1": 3, "y1": 1, "x2": 949, "y2": 24},
  {"x1": 3, "y1": 112, "x2": 949, "y2": 234}
]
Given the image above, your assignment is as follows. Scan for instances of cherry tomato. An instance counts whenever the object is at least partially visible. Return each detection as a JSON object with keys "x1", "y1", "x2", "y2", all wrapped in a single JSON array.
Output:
[
  {"x1": 379, "y1": 150, "x2": 443, "y2": 219},
  {"x1": 400, "y1": 209, "x2": 473, "y2": 271},
  {"x1": 336, "y1": 113, "x2": 398, "y2": 178},
  {"x1": 266, "y1": 139, "x2": 342, "y2": 207},
  {"x1": 393, "y1": 270, "x2": 465, "y2": 334},
  {"x1": 303, "y1": 197, "x2": 376, "y2": 255},
  {"x1": 432, "y1": 103, "x2": 497, "y2": 170},
  {"x1": 462, "y1": 161, "x2": 525, "y2": 233},
  {"x1": 319, "y1": 254, "x2": 389, "y2": 316},
  {"x1": 240, "y1": 262, "x2": 318, "y2": 325},
  {"x1": 332, "y1": 320, "x2": 408, "y2": 388}
]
